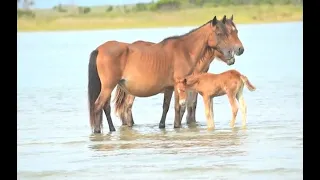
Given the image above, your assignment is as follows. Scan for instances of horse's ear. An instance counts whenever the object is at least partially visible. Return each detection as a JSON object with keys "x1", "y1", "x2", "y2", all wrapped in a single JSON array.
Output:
[
  {"x1": 230, "y1": 14, "x2": 233, "y2": 21},
  {"x1": 222, "y1": 15, "x2": 227, "y2": 24},
  {"x1": 212, "y1": 16, "x2": 217, "y2": 26}
]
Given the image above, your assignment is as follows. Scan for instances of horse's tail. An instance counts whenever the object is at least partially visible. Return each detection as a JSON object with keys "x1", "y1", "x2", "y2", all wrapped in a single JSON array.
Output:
[
  {"x1": 88, "y1": 49, "x2": 102, "y2": 131},
  {"x1": 113, "y1": 85, "x2": 127, "y2": 119},
  {"x1": 240, "y1": 75, "x2": 256, "y2": 91}
]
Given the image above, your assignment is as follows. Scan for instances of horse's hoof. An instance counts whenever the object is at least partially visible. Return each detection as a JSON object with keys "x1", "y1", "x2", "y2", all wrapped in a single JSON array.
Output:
[
  {"x1": 173, "y1": 124, "x2": 181, "y2": 128},
  {"x1": 109, "y1": 127, "x2": 116, "y2": 132},
  {"x1": 93, "y1": 130, "x2": 101, "y2": 134},
  {"x1": 159, "y1": 123, "x2": 165, "y2": 129}
]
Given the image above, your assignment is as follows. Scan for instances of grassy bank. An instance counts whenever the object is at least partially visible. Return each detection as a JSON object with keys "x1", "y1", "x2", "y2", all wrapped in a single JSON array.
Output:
[{"x1": 17, "y1": 4, "x2": 302, "y2": 32}]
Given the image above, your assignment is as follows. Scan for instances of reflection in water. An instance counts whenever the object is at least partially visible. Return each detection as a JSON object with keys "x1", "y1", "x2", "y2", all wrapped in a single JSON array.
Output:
[{"x1": 88, "y1": 124, "x2": 248, "y2": 158}]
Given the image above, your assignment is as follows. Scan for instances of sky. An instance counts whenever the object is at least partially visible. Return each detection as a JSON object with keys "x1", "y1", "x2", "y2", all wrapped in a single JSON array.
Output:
[{"x1": 19, "y1": 0, "x2": 154, "y2": 9}]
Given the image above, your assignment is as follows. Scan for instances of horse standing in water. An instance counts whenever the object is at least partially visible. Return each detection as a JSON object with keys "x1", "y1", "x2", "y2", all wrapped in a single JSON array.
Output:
[
  {"x1": 175, "y1": 70, "x2": 256, "y2": 129},
  {"x1": 88, "y1": 15, "x2": 244, "y2": 133},
  {"x1": 113, "y1": 15, "x2": 244, "y2": 128}
]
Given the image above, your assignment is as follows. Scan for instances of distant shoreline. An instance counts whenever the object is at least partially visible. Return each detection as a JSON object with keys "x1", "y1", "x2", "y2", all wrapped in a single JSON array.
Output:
[{"x1": 17, "y1": 5, "x2": 302, "y2": 32}]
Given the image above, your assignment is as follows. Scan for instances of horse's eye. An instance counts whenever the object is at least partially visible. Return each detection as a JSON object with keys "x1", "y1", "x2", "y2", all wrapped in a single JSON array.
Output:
[{"x1": 217, "y1": 32, "x2": 223, "y2": 36}]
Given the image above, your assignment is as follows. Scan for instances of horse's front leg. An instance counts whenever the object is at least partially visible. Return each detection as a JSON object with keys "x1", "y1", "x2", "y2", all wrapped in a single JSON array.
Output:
[
  {"x1": 159, "y1": 88, "x2": 174, "y2": 128},
  {"x1": 186, "y1": 91, "x2": 198, "y2": 124}
]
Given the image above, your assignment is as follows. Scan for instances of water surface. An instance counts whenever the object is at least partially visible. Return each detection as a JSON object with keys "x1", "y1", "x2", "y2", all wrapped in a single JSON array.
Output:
[{"x1": 17, "y1": 22, "x2": 303, "y2": 180}]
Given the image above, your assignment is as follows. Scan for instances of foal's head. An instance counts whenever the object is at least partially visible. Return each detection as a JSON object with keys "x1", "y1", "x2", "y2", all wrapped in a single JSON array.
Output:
[
  {"x1": 207, "y1": 15, "x2": 245, "y2": 63},
  {"x1": 175, "y1": 78, "x2": 188, "y2": 106}
]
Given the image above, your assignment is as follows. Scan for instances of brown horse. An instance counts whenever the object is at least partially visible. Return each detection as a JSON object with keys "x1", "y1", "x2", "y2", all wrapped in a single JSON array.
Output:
[
  {"x1": 88, "y1": 15, "x2": 244, "y2": 133},
  {"x1": 113, "y1": 15, "x2": 244, "y2": 128},
  {"x1": 175, "y1": 70, "x2": 256, "y2": 129}
]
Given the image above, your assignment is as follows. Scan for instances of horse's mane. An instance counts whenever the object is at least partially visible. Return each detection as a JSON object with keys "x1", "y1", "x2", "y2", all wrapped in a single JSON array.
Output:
[{"x1": 159, "y1": 18, "x2": 228, "y2": 45}]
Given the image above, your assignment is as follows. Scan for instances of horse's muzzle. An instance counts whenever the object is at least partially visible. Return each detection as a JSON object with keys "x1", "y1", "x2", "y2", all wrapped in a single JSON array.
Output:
[{"x1": 227, "y1": 57, "x2": 235, "y2": 65}]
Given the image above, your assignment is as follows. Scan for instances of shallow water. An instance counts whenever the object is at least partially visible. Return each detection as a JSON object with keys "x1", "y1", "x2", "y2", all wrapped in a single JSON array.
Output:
[{"x1": 17, "y1": 22, "x2": 303, "y2": 180}]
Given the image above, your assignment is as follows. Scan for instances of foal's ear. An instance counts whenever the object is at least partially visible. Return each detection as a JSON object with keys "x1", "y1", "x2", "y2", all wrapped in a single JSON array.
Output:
[
  {"x1": 183, "y1": 78, "x2": 187, "y2": 85},
  {"x1": 212, "y1": 16, "x2": 217, "y2": 26},
  {"x1": 230, "y1": 14, "x2": 233, "y2": 21},
  {"x1": 222, "y1": 15, "x2": 227, "y2": 24}
]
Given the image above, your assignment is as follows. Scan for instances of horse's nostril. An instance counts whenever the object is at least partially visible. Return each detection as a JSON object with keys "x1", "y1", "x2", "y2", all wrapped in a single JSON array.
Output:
[{"x1": 238, "y1": 47, "x2": 244, "y2": 54}]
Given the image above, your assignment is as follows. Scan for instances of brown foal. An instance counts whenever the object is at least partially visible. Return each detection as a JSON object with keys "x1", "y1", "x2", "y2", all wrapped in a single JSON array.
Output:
[{"x1": 175, "y1": 70, "x2": 256, "y2": 129}]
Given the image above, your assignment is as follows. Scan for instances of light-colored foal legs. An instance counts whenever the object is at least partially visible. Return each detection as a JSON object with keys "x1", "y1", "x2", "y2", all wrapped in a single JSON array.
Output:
[
  {"x1": 236, "y1": 90, "x2": 247, "y2": 127},
  {"x1": 203, "y1": 96, "x2": 214, "y2": 129},
  {"x1": 227, "y1": 93, "x2": 238, "y2": 128}
]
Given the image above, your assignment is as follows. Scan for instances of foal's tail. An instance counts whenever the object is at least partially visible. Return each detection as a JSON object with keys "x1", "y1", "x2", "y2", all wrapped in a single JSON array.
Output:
[
  {"x1": 113, "y1": 86, "x2": 128, "y2": 118},
  {"x1": 240, "y1": 75, "x2": 256, "y2": 91},
  {"x1": 88, "y1": 49, "x2": 102, "y2": 131}
]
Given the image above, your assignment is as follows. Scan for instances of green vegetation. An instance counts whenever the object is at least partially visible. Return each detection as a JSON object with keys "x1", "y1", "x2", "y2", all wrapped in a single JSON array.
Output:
[{"x1": 17, "y1": 0, "x2": 303, "y2": 32}]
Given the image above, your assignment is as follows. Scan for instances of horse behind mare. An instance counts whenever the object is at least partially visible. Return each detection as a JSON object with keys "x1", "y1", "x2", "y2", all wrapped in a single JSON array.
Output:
[
  {"x1": 88, "y1": 15, "x2": 244, "y2": 133},
  {"x1": 175, "y1": 70, "x2": 256, "y2": 129}
]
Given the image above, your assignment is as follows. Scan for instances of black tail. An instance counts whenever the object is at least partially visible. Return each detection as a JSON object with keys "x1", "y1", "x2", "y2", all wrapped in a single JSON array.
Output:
[{"x1": 88, "y1": 49, "x2": 102, "y2": 131}]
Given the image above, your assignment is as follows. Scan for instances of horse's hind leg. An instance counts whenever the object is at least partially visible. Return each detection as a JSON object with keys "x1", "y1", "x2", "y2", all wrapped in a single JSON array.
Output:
[
  {"x1": 103, "y1": 99, "x2": 116, "y2": 132},
  {"x1": 236, "y1": 87, "x2": 247, "y2": 127},
  {"x1": 159, "y1": 88, "x2": 174, "y2": 129},
  {"x1": 227, "y1": 93, "x2": 239, "y2": 128},
  {"x1": 94, "y1": 87, "x2": 115, "y2": 133}
]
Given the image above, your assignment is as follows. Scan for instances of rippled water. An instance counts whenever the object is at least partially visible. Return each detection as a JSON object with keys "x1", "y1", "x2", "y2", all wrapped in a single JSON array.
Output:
[{"x1": 17, "y1": 22, "x2": 303, "y2": 180}]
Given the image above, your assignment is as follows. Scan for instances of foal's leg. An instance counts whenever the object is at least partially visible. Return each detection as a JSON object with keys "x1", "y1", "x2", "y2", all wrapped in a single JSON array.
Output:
[
  {"x1": 173, "y1": 88, "x2": 183, "y2": 128},
  {"x1": 236, "y1": 88, "x2": 247, "y2": 127},
  {"x1": 125, "y1": 95, "x2": 136, "y2": 127},
  {"x1": 186, "y1": 91, "x2": 198, "y2": 124},
  {"x1": 227, "y1": 93, "x2": 239, "y2": 128},
  {"x1": 159, "y1": 88, "x2": 174, "y2": 129},
  {"x1": 203, "y1": 95, "x2": 215, "y2": 129},
  {"x1": 179, "y1": 91, "x2": 191, "y2": 121},
  {"x1": 103, "y1": 98, "x2": 116, "y2": 132}
]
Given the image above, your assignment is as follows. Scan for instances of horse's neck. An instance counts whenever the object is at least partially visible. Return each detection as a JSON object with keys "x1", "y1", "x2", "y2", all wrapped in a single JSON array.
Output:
[
  {"x1": 180, "y1": 33, "x2": 208, "y2": 66},
  {"x1": 195, "y1": 48, "x2": 215, "y2": 72}
]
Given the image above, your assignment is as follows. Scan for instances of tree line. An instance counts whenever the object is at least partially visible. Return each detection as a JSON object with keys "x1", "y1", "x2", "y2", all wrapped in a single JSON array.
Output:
[{"x1": 17, "y1": 0, "x2": 303, "y2": 18}]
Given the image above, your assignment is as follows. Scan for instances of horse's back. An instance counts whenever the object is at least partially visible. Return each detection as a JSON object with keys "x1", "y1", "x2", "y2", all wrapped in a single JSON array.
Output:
[{"x1": 132, "y1": 40, "x2": 155, "y2": 47}]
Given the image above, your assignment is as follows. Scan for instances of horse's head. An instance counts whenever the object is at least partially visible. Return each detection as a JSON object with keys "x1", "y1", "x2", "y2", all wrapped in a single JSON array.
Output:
[
  {"x1": 175, "y1": 78, "x2": 188, "y2": 106},
  {"x1": 207, "y1": 15, "x2": 245, "y2": 63},
  {"x1": 225, "y1": 15, "x2": 244, "y2": 56}
]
